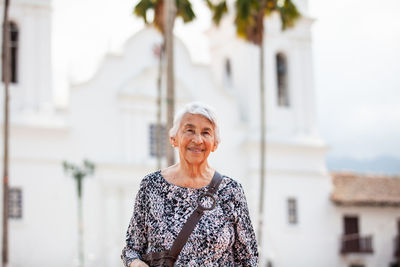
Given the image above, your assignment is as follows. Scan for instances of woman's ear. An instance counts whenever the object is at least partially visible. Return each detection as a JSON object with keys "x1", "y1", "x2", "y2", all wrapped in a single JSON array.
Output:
[
  {"x1": 211, "y1": 141, "x2": 219, "y2": 152},
  {"x1": 170, "y1": 136, "x2": 177, "y2": 147}
]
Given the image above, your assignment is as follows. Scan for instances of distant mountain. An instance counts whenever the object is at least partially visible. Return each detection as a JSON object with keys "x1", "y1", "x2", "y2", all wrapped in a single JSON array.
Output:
[{"x1": 326, "y1": 155, "x2": 400, "y2": 176}]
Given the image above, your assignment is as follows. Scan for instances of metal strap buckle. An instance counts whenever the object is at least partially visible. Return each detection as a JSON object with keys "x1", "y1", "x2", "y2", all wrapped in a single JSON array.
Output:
[{"x1": 197, "y1": 192, "x2": 216, "y2": 211}]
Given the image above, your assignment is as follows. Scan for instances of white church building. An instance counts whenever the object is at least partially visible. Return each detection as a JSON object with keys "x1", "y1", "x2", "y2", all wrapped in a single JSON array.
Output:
[{"x1": 0, "y1": 0, "x2": 399, "y2": 266}]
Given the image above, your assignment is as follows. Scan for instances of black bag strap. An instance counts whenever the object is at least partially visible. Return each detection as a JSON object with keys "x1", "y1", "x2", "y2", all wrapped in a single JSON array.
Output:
[{"x1": 168, "y1": 171, "x2": 223, "y2": 259}]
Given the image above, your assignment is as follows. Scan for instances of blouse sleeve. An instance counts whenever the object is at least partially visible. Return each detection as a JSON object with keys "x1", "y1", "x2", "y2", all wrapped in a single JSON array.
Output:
[
  {"x1": 232, "y1": 183, "x2": 259, "y2": 266},
  {"x1": 121, "y1": 179, "x2": 149, "y2": 267}
]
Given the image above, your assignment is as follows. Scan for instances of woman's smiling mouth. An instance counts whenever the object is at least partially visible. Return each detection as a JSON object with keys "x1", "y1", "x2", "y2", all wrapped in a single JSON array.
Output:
[{"x1": 188, "y1": 147, "x2": 204, "y2": 153}]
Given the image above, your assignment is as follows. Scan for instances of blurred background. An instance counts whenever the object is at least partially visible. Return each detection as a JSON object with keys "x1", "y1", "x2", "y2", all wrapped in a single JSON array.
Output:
[{"x1": 0, "y1": 0, "x2": 399, "y2": 266}]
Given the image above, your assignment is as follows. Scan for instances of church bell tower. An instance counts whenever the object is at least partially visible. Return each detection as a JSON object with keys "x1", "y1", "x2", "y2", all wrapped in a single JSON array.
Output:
[{"x1": 1, "y1": 0, "x2": 53, "y2": 113}]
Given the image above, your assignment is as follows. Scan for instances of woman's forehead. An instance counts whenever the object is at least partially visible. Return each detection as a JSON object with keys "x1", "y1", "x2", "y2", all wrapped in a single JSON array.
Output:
[{"x1": 180, "y1": 113, "x2": 214, "y2": 128}]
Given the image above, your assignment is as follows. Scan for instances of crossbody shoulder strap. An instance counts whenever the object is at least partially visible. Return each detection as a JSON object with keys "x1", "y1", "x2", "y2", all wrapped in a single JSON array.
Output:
[{"x1": 169, "y1": 171, "x2": 223, "y2": 259}]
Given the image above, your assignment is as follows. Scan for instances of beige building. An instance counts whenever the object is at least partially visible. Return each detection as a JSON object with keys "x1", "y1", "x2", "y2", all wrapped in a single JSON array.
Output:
[{"x1": 331, "y1": 173, "x2": 400, "y2": 267}]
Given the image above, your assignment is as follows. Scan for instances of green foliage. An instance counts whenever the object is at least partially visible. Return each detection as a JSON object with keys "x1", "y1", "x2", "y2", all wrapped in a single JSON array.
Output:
[
  {"x1": 278, "y1": 0, "x2": 300, "y2": 30},
  {"x1": 63, "y1": 159, "x2": 95, "y2": 198},
  {"x1": 176, "y1": 0, "x2": 196, "y2": 23},
  {"x1": 63, "y1": 159, "x2": 95, "y2": 179},
  {"x1": 205, "y1": 0, "x2": 228, "y2": 26},
  {"x1": 234, "y1": 0, "x2": 260, "y2": 42},
  {"x1": 134, "y1": 0, "x2": 156, "y2": 24},
  {"x1": 235, "y1": 0, "x2": 260, "y2": 23},
  {"x1": 133, "y1": 0, "x2": 196, "y2": 32},
  {"x1": 206, "y1": 0, "x2": 301, "y2": 45}
]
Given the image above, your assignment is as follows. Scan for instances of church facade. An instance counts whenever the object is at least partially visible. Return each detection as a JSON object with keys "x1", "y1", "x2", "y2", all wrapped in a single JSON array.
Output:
[{"x1": 0, "y1": 0, "x2": 399, "y2": 267}]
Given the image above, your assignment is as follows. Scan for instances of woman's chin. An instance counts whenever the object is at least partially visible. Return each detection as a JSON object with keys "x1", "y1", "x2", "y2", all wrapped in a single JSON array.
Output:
[{"x1": 184, "y1": 156, "x2": 205, "y2": 165}]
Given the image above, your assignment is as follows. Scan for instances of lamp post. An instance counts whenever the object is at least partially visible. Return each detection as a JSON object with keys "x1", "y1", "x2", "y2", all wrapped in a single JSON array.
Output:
[
  {"x1": 2, "y1": 0, "x2": 11, "y2": 266},
  {"x1": 63, "y1": 159, "x2": 95, "y2": 267}
]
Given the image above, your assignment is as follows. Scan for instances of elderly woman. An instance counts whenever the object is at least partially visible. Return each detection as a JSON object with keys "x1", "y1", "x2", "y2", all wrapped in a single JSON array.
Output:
[{"x1": 121, "y1": 102, "x2": 258, "y2": 266}]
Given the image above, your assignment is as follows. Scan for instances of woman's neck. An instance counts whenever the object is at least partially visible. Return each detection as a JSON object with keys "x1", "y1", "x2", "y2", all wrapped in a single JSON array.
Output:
[
  {"x1": 163, "y1": 162, "x2": 214, "y2": 188},
  {"x1": 180, "y1": 160, "x2": 211, "y2": 178}
]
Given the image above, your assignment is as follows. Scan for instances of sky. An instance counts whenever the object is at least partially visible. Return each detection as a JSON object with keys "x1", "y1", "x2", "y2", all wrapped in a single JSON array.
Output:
[
  {"x1": 310, "y1": 0, "x2": 400, "y2": 160},
  {"x1": 51, "y1": 0, "x2": 400, "y2": 161}
]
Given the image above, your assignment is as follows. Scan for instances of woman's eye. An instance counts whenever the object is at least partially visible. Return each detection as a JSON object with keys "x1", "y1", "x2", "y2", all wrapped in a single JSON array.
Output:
[{"x1": 202, "y1": 132, "x2": 210, "y2": 136}]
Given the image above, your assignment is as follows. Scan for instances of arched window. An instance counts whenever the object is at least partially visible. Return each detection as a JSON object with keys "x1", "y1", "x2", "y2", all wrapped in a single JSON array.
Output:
[
  {"x1": 2, "y1": 21, "x2": 19, "y2": 84},
  {"x1": 223, "y1": 58, "x2": 233, "y2": 87},
  {"x1": 276, "y1": 53, "x2": 289, "y2": 106},
  {"x1": 225, "y1": 58, "x2": 232, "y2": 78}
]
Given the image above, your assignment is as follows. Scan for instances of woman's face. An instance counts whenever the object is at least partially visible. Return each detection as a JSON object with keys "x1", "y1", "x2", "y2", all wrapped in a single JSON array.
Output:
[{"x1": 171, "y1": 113, "x2": 218, "y2": 166}]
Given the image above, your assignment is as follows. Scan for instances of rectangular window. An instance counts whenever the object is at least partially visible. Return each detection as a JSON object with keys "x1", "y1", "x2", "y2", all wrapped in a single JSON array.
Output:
[
  {"x1": 8, "y1": 187, "x2": 22, "y2": 219},
  {"x1": 287, "y1": 198, "x2": 297, "y2": 224},
  {"x1": 149, "y1": 123, "x2": 166, "y2": 158},
  {"x1": 344, "y1": 216, "x2": 359, "y2": 235},
  {"x1": 342, "y1": 216, "x2": 360, "y2": 252},
  {"x1": 276, "y1": 53, "x2": 289, "y2": 107},
  {"x1": 2, "y1": 22, "x2": 18, "y2": 84}
]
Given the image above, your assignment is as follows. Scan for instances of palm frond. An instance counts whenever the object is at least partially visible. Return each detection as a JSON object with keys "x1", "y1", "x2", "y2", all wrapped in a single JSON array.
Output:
[
  {"x1": 264, "y1": 0, "x2": 277, "y2": 16},
  {"x1": 205, "y1": 0, "x2": 228, "y2": 26},
  {"x1": 134, "y1": 0, "x2": 196, "y2": 32},
  {"x1": 134, "y1": 0, "x2": 156, "y2": 24},
  {"x1": 176, "y1": 0, "x2": 196, "y2": 23},
  {"x1": 234, "y1": 0, "x2": 262, "y2": 45},
  {"x1": 278, "y1": 0, "x2": 301, "y2": 30},
  {"x1": 206, "y1": 0, "x2": 300, "y2": 42}
]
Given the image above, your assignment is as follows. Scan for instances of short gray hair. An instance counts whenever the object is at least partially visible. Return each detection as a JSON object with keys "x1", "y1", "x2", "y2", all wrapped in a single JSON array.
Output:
[{"x1": 169, "y1": 102, "x2": 221, "y2": 144}]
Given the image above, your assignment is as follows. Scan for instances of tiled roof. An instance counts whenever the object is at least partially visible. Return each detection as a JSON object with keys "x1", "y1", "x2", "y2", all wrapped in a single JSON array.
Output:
[{"x1": 331, "y1": 172, "x2": 400, "y2": 207}]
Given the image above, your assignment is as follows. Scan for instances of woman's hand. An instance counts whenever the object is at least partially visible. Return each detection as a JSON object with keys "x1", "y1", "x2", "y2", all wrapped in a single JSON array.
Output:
[{"x1": 129, "y1": 259, "x2": 149, "y2": 267}]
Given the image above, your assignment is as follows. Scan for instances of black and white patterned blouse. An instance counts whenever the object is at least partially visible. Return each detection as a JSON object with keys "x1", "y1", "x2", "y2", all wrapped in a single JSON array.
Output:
[{"x1": 121, "y1": 171, "x2": 258, "y2": 266}]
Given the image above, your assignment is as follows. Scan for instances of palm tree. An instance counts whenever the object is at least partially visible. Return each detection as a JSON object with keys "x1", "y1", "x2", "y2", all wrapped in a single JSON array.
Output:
[
  {"x1": 63, "y1": 160, "x2": 95, "y2": 267},
  {"x1": 153, "y1": 42, "x2": 164, "y2": 170},
  {"x1": 134, "y1": 0, "x2": 196, "y2": 166},
  {"x1": 1, "y1": 0, "x2": 11, "y2": 266},
  {"x1": 207, "y1": 0, "x2": 300, "y2": 260}
]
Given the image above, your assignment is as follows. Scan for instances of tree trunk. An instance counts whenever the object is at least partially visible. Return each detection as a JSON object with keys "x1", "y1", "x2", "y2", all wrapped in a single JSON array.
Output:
[
  {"x1": 156, "y1": 42, "x2": 164, "y2": 170},
  {"x1": 257, "y1": 33, "x2": 266, "y2": 263},
  {"x1": 165, "y1": 0, "x2": 176, "y2": 166},
  {"x1": 2, "y1": 0, "x2": 10, "y2": 266},
  {"x1": 77, "y1": 194, "x2": 84, "y2": 267}
]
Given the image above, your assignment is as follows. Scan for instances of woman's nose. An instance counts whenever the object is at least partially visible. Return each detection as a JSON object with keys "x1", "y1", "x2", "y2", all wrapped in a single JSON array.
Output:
[{"x1": 192, "y1": 133, "x2": 202, "y2": 143}]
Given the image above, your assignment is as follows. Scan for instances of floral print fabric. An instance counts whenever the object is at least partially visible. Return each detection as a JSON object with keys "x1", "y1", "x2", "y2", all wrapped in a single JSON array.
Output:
[{"x1": 121, "y1": 171, "x2": 258, "y2": 266}]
